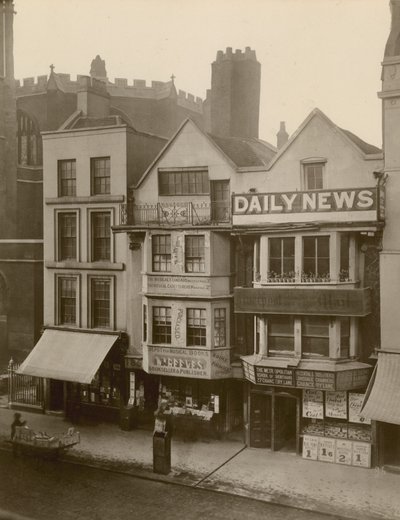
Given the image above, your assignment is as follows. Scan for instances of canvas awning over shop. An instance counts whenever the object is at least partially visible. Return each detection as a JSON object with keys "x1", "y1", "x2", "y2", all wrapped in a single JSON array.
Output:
[
  {"x1": 17, "y1": 329, "x2": 119, "y2": 384},
  {"x1": 361, "y1": 352, "x2": 400, "y2": 425}
]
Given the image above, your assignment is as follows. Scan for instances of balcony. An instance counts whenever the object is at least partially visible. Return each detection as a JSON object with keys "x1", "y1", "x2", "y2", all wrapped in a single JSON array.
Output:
[
  {"x1": 253, "y1": 269, "x2": 357, "y2": 287},
  {"x1": 119, "y1": 201, "x2": 231, "y2": 227}
]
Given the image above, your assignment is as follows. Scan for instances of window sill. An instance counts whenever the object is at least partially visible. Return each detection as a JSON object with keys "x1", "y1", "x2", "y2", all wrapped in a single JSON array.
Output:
[
  {"x1": 46, "y1": 261, "x2": 124, "y2": 271},
  {"x1": 45, "y1": 195, "x2": 125, "y2": 205}
]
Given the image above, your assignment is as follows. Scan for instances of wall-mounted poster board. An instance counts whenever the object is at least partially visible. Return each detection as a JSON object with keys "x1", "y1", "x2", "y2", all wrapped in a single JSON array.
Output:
[
  {"x1": 348, "y1": 393, "x2": 371, "y2": 424},
  {"x1": 325, "y1": 391, "x2": 347, "y2": 419},
  {"x1": 302, "y1": 390, "x2": 324, "y2": 419}
]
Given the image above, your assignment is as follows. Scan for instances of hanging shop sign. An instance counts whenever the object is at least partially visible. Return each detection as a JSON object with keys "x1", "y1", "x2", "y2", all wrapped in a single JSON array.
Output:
[
  {"x1": 325, "y1": 391, "x2": 347, "y2": 419},
  {"x1": 233, "y1": 188, "x2": 377, "y2": 215},
  {"x1": 125, "y1": 357, "x2": 143, "y2": 370},
  {"x1": 234, "y1": 287, "x2": 371, "y2": 317},
  {"x1": 348, "y1": 393, "x2": 371, "y2": 424},
  {"x1": 303, "y1": 390, "x2": 324, "y2": 419},
  {"x1": 302, "y1": 435, "x2": 371, "y2": 468},
  {"x1": 144, "y1": 345, "x2": 231, "y2": 379},
  {"x1": 242, "y1": 360, "x2": 371, "y2": 391}
]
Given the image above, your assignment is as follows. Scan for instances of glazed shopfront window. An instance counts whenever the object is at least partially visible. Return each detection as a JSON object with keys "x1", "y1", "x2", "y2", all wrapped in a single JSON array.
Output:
[
  {"x1": 302, "y1": 316, "x2": 330, "y2": 357},
  {"x1": 153, "y1": 306, "x2": 171, "y2": 344},
  {"x1": 152, "y1": 234, "x2": 171, "y2": 272},
  {"x1": 187, "y1": 308, "x2": 207, "y2": 346},
  {"x1": 80, "y1": 359, "x2": 122, "y2": 408},
  {"x1": 303, "y1": 236, "x2": 330, "y2": 279},
  {"x1": 268, "y1": 315, "x2": 295, "y2": 355},
  {"x1": 269, "y1": 237, "x2": 295, "y2": 279}
]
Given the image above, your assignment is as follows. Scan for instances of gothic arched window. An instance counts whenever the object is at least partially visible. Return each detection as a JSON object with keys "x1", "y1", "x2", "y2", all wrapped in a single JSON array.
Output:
[{"x1": 17, "y1": 111, "x2": 42, "y2": 166}]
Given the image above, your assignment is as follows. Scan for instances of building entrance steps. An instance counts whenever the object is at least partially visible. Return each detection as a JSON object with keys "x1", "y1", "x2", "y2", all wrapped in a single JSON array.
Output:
[{"x1": 0, "y1": 408, "x2": 399, "y2": 520}]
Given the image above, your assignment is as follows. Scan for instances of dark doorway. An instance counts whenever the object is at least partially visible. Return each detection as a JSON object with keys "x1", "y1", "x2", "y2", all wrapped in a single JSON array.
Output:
[
  {"x1": 250, "y1": 393, "x2": 271, "y2": 448},
  {"x1": 49, "y1": 379, "x2": 64, "y2": 411},
  {"x1": 383, "y1": 423, "x2": 400, "y2": 466},
  {"x1": 273, "y1": 395, "x2": 297, "y2": 452}
]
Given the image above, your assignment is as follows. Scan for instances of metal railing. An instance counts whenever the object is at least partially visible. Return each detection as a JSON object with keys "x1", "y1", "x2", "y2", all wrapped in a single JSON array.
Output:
[
  {"x1": 119, "y1": 201, "x2": 231, "y2": 226},
  {"x1": 8, "y1": 359, "x2": 44, "y2": 410}
]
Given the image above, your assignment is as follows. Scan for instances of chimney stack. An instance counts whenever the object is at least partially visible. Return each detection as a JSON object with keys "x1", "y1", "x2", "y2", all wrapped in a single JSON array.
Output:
[
  {"x1": 77, "y1": 75, "x2": 110, "y2": 118},
  {"x1": 276, "y1": 121, "x2": 289, "y2": 149}
]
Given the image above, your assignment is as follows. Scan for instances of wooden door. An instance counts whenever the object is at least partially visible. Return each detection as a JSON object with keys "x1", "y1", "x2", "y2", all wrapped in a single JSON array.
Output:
[{"x1": 250, "y1": 393, "x2": 271, "y2": 448}]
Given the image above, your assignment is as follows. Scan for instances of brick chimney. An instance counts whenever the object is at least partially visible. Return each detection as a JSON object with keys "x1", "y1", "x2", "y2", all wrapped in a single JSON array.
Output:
[
  {"x1": 276, "y1": 121, "x2": 289, "y2": 148},
  {"x1": 77, "y1": 75, "x2": 110, "y2": 118}
]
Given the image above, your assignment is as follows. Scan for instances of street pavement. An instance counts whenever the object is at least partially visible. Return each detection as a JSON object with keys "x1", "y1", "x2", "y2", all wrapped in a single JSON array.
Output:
[{"x1": 0, "y1": 407, "x2": 399, "y2": 520}]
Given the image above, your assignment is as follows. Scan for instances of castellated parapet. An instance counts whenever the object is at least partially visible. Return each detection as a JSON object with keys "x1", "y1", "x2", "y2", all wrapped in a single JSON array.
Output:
[
  {"x1": 15, "y1": 74, "x2": 203, "y2": 113},
  {"x1": 215, "y1": 46, "x2": 257, "y2": 62}
]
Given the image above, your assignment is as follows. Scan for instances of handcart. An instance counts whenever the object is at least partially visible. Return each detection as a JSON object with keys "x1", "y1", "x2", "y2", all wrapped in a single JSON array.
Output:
[{"x1": 12, "y1": 425, "x2": 80, "y2": 460}]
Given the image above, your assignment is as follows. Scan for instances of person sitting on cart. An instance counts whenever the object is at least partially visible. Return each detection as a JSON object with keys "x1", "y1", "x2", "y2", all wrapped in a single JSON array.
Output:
[{"x1": 11, "y1": 412, "x2": 26, "y2": 440}]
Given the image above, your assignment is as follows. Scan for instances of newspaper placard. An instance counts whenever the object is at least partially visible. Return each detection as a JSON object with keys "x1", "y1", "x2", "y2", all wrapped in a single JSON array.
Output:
[
  {"x1": 302, "y1": 389, "x2": 324, "y2": 419},
  {"x1": 302, "y1": 435, "x2": 319, "y2": 460},
  {"x1": 325, "y1": 391, "x2": 347, "y2": 419},
  {"x1": 348, "y1": 393, "x2": 371, "y2": 424},
  {"x1": 335, "y1": 440, "x2": 352, "y2": 465},
  {"x1": 352, "y1": 442, "x2": 371, "y2": 468},
  {"x1": 318, "y1": 437, "x2": 336, "y2": 463}
]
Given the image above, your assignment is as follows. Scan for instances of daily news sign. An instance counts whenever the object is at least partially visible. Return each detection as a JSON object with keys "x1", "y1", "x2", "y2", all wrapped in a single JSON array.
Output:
[{"x1": 232, "y1": 188, "x2": 378, "y2": 225}]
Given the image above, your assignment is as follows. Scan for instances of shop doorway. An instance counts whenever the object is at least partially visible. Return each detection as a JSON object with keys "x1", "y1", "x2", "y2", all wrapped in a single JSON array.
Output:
[
  {"x1": 382, "y1": 423, "x2": 400, "y2": 467},
  {"x1": 49, "y1": 379, "x2": 64, "y2": 411},
  {"x1": 249, "y1": 390, "x2": 299, "y2": 452}
]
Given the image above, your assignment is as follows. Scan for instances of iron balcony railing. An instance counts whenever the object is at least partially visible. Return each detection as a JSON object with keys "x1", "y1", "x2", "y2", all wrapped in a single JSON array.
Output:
[{"x1": 119, "y1": 201, "x2": 231, "y2": 226}]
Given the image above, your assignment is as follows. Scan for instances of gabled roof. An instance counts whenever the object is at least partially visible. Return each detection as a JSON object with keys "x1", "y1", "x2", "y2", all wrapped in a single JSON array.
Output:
[
  {"x1": 134, "y1": 118, "x2": 276, "y2": 188},
  {"x1": 267, "y1": 108, "x2": 382, "y2": 170},
  {"x1": 208, "y1": 134, "x2": 276, "y2": 167}
]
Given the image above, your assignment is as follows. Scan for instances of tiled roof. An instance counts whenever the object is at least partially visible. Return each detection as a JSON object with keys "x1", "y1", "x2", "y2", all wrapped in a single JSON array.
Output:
[
  {"x1": 209, "y1": 134, "x2": 276, "y2": 167},
  {"x1": 340, "y1": 128, "x2": 381, "y2": 155}
]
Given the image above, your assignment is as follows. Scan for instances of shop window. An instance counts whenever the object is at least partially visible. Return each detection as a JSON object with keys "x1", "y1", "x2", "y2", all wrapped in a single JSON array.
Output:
[
  {"x1": 153, "y1": 306, "x2": 171, "y2": 344},
  {"x1": 303, "y1": 236, "x2": 330, "y2": 279},
  {"x1": 152, "y1": 235, "x2": 171, "y2": 272},
  {"x1": 185, "y1": 235, "x2": 205, "y2": 273},
  {"x1": 91, "y1": 212, "x2": 111, "y2": 262},
  {"x1": 58, "y1": 277, "x2": 77, "y2": 325},
  {"x1": 304, "y1": 163, "x2": 324, "y2": 190},
  {"x1": 80, "y1": 358, "x2": 122, "y2": 408},
  {"x1": 143, "y1": 305, "x2": 147, "y2": 342},
  {"x1": 187, "y1": 308, "x2": 207, "y2": 346},
  {"x1": 340, "y1": 234, "x2": 350, "y2": 281},
  {"x1": 214, "y1": 308, "x2": 226, "y2": 347},
  {"x1": 91, "y1": 157, "x2": 110, "y2": 195},
  {"x1": 268, "y1": 237, "x2": 295, "y2": 279},
  {"x1": 58, "y1": 212, "x2": 77, "y2": 261},
  {"x1": 340, "y1": 317, "x2": 350, "y2": 358},
  {"x1": 268, "y1": 315, "x2": 295, "y2": 355},
  {"x1": 302, "y1": 316, "x2": 330, "y2": 357},
  {"x1": 90, "y1": 279, "x2": 111, "y2": 329},
  {"x1": 158, "y1": 169, "x2": 209, "y2": 195},
  {"x1": 58, "y1": 159, "x2": 76, "y2": 197}
]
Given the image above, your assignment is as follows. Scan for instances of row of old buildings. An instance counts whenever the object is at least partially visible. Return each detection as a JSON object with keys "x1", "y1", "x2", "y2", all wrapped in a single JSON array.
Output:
[{"x1": 2, "y1": 0, "x2": 400, "y2": 470}]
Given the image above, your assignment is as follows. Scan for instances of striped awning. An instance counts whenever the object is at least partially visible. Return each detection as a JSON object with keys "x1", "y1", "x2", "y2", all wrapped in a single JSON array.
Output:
[
  {"x1": 17, "y1": 329, "x2": 119, "y2": 384},
  {"x1": 361, "y1": 352, "x2": 400, "y2": 425}
]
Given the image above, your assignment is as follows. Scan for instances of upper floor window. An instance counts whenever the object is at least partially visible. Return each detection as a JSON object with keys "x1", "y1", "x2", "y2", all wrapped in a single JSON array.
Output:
[
  {"x1": 269, "y1": 237, "x2": 295, "y2": 278},
  {"x1": 304, "y1": 163, "x2": 324, "y2": 190},
  {"x1": 143, "y1": 305, "x2": 147, "y2": 342},
  {"x1": 58, "y1": 159, "x2": 76, "y2": 197},
  {"x1": 303, "y1": 236, "x2": 330, "y2": 279},
  {"x1": 185, "y1": 235, "x2": 205, "y2": 273},
  {"x1": 58, "y1": 212, "x2": 77, "y2": 261},
  {"x1": 17, "y1": 110, "x2": 42, "y2": 167},
  {"x1": 91, "y1": 212, "x2": 111, "y2": 262},
  {"x1": 339, "y1": 317, "x2": 350, "y2": 358},
  {"x1": 187, "y1": 308, "x2": 206, "y2": 346},
  {"x1": 268, "y1": 315, "x2": 295, "y2": 356},
  {"x1": 302, "y1": 316, "x2": 330, "y2": 357},
  {"x1": 91, "y1": 157, "x2": 110, "y2": 195},
  {"x1": 158, "y1": 169, "x2": 209, "y2": 195},
  {"x1": 153, "y1": 306, "x2": 171, "y2": 344},
  {"x1": 58, "y1": 277, "x2": 77, "y2": 325},
  {"x1": 152, "y1": 235, "x2": 171, "y2": 272},
  {"x1": 214, "y1": 308, "x2": 226, "y2": 347},
  {"x1": 90, "y1": 278, "x2": 111, "y2": 329}
]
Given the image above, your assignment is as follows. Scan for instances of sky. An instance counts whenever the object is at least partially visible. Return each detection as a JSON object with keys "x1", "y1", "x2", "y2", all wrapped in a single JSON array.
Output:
[{"x1": 14, "y1": 0, "x2": 391, "y2": 148}]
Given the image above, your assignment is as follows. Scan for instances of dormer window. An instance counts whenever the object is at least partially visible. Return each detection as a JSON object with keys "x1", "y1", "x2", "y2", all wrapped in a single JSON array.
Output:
[{"x1": 302, "y1": 158, "x2": 327, "y2": 190}]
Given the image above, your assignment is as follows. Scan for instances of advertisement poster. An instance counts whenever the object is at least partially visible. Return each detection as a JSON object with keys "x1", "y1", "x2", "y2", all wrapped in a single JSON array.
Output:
[
  {"x1": 348, "y1": 393, "x2": 371, "y2": 424},
  {"x1": 302, "y1": 435, "x2": 319, "y2": 460},
  {"x1": 325, "y1": 391, "x2": 347, "y2": 419},
  {"x1": 335, "y1": 440, "x2": 352, "y2": 465},
  {"x1": 318, "y1": 438, "x2": 336, "y2": 463},
  {"x1": 352, "y1": 442, "x2": 372, "y2": 468},
  {"x1": 302, "y1": 390, "x2": 324, "y2": 419}
]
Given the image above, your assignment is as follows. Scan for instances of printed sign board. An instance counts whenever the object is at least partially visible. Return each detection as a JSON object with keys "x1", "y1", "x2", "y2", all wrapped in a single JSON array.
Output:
[
  {"x1": 303, "y1": 390, "x2": 324, "y2": 419},
  {"x1": 348, "y1": 393, "x2": 371, "y2": 424},
  {"x1": 325, "y1": 391, "x2": 347, "y2": 419},
  {"x1": 335, "y1": 440, "x2": 353, "y2": 465},
  {"x1": 352, "y1": 442, "x2": 371, "y2": 468},
  {"x1": 303, "y1": 435, "x2": 319, "y2": 460},
  {"x1": 318, "y1": 438, "x2": 336, "y2": 463}
]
